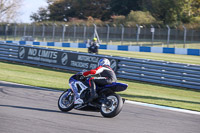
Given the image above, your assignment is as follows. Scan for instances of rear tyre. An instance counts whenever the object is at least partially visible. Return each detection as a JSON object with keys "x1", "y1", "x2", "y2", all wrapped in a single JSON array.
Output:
[
  {"x1": 58, "y1": 89, "x2": 74, "y2": 112},
  {"x1": 100, "y1": 93, "x2": 123, "y2": 118}
]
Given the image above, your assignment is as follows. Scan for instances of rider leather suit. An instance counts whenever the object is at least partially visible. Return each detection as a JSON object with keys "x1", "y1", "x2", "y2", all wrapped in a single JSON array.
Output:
[{"x1": 83, "y1": 65, "x2": 117, "y2": 101}]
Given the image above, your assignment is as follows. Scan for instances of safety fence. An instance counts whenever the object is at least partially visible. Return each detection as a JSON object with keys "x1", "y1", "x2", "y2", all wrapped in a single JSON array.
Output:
[
  {"x1": 0, "y1": 42, "x2": 200, "y2": 90},
  {"x1": 1, "y1": 23, "x2": 200, "y2": 48}
]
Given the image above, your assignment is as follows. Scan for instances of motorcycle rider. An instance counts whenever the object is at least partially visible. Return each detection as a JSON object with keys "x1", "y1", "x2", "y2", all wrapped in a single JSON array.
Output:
[
  {"x1": 74, "y1": 58, "x2": 117, "y2": 104},
  {"x1": 88, "y1": 37, "x2": 99, "y2": 54}
]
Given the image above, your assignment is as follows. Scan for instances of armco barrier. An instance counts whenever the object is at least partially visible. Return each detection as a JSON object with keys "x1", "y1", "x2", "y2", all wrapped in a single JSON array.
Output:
[
  {"x1": 3, "y1": 40, "x2": 200, "y2": 56},
  {"x1": 0, "y1": 42, "x2": 200, "y2": 90}
]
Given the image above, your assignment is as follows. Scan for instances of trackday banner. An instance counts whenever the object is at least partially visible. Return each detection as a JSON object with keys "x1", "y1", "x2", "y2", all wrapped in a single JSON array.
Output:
[{"x1": 18, "y1": 46, "x2": 118, "y2": 71}]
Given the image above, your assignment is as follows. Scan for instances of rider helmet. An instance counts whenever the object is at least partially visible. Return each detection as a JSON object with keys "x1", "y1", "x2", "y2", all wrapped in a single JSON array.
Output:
[
  {"x1": 93, "y1": 37, "x2": 97, "y2": 41},
  {"x1": 98, "y1": 58, "x2": 110, "y2": 66}
]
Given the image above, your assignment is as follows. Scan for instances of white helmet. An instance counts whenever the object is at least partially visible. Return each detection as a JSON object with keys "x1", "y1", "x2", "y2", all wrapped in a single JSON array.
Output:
[{"x1": 98, "y1": 58, "x2": 110, "y2": 66}]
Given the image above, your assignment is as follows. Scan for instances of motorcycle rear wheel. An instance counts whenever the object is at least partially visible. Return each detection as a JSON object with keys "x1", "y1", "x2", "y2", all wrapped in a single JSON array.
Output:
[
  {"x1": 58, "y1": 89, "x2": 74, "y2": 112},
  {"x1": 100, "y1": 93, "x2": 123, "y2": 118}
]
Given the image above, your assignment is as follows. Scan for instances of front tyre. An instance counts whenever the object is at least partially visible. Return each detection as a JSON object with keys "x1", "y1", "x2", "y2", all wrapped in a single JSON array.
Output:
[
  {"x1": 58, "y1": 89, "x2": 74, "y2": 112},
  {"x1": 100, "y1": 93, "x2": 123, "y2": 118}
]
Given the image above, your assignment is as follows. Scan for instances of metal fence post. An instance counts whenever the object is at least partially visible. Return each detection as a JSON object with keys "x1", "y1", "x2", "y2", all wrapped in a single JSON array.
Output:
[
  {"x1": 93, "y1": 23, "x2": 97, "y2": 38},
  {"x1": 166, "y1": 25, "x2": 170, "y2": 47},
  {"x1": 190, "y1": 25, "x2": 194, "y2": 43},
  {"x1": 42, "y1": 24, "x2": 45, "y2": 41},
  {"x1": 83, "y1": 24, "x2": 86, "y2": 41},
  {"x1": 73, "y1": 24, "x2": 76, "y2": 42},
  {"x1": 191, "y1": 29, "x2": 194, "y2": 43},
  {"x1": 143, "y1": 25, "x2": 146, "y2": 41},
  {"x1": 183, "y1": 25, "x2": 187, "y2": 48},
  {"x1": 62, "y1": 24, "x2": 66, "y2": 42},
  {"x1": 23, "y1": 24, "x2": 27, "y2": 37},
  {"x1": 52, "y1": 23, "x2": 56, "y2": 42},
  {"x1": 158, "y1": 25, "x2": 161, "y2": 41},
  {"x1": 93, "y1": 23, "x2": 100, "y2": 43},
  {"x1": 151, "y1": 25, "x2": 155, "y2": 45},
  {"x1": 175, "y1": 25, "x2": 178, "y2": 45},
  {"x1": 32, "y1": 24, "x2": 35, "y2": 38},
  {"x1": 4, "y1": 24, "x2": 9, "y2": 40},
  {"x1": 14, "y1": 24, "x2": 17, "y2": 41},
  {"x1": 106, "y1": 24, "x2": 110, "y2": 44},
  {"x1": 120, "y1": 24, "x2": 124, "y2": 45},
  {"x1": 136, "y1": 24, "x2": 140, "y2": 45}
]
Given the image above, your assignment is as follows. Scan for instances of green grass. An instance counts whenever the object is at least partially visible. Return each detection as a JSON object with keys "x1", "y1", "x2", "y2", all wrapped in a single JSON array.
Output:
[
  {"x1": 48, "y1": 47, "x2": 200, "y2": 65},
  {"x1": 0, "y1": 61, "x2": 200, "y2": 111}
]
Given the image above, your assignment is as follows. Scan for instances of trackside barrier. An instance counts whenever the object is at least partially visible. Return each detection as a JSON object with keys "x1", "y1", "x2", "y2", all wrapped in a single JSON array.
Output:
[
  {"x1": 3, "y1": 41, "x2": 200, "y2": 56},
  {"x1": 0, "y1": 43, "x2": 200, "y2": 90}
]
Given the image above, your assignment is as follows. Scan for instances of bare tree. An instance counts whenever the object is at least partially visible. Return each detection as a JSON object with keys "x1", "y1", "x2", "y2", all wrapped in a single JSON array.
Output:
[{"x1": 0, "y1": 0, "x2": 22, "y2": 22}]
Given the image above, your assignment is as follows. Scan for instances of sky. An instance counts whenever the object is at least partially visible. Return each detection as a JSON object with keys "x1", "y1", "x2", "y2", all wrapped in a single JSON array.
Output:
[{"x1": 19, "y1": 0, "x2": 48, "y2": 23}]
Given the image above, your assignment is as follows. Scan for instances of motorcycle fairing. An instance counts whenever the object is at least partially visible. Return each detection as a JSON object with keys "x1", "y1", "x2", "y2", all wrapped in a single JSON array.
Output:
[
  {"x1": 69, "y1": 76, "x2": 88, "y2": 99},
  {"x1": 69, "y1": 74, "x2": 127, "y2": 99},
  {"x1": 103, "y1": 82, "x2": 128, "y2": 92}
]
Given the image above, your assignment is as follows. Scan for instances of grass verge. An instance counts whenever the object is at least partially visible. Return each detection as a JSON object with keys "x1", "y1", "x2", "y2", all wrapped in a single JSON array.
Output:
[{"x1": 0, "y1": 61, "x2": 200, "y2": 112}]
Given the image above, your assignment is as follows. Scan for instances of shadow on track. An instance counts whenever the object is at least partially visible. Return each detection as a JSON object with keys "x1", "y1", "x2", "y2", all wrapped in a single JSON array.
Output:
[
  {"x1": 0, "y1": 104, "x2": 102, "y2": 118},
  {"x1": 0, "y1": 81, "x2": 62, "y2": 92}
]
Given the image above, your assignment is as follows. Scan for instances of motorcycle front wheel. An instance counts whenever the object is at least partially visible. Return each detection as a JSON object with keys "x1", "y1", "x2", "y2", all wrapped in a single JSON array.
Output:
[
  {"x1": 58, "y1": 89, "x2": 74, "y2": 112},
  {"x1": 100, "y1": 93, "x2": 123, "y2": 118}
]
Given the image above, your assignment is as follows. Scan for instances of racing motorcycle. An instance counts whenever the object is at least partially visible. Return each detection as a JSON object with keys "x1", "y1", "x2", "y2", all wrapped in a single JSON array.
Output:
[
  {"x1": 58, "y1": 72, "x2": 128, "y2": 118},
  {"x1": 87, "y1": 40, "x2": 99, "y2": 54},
  {"x1": 88, "y1": 45, "x2": 98, "y2": 54}
]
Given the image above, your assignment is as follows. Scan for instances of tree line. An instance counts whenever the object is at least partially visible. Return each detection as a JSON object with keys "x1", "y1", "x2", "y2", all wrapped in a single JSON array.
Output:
[
  {"x1": 30, "y1": 0, "x2": 200, "y2": 26},
  {"x1": 0, "y1": 0, "x2": 22, "y2": 22}
]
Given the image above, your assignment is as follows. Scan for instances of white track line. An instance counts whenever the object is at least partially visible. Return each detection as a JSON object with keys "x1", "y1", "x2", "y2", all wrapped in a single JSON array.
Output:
[
  {"x1": 1, "y1": 81, "x2": 200, "y2": 115},
  {"x1": 126, "y1": 100, "x2": 200, "y2": 115}
]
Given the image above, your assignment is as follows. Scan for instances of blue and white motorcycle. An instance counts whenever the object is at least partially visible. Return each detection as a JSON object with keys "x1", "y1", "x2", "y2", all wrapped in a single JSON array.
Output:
[{"x1": 58, "y1": 72, "x2": 128, "y2": 118}]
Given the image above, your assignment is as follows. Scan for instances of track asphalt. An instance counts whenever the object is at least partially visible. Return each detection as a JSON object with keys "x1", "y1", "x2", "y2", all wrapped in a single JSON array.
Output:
[{"x1": 0, "y1": 81, "x2": 200, "y2": 133}]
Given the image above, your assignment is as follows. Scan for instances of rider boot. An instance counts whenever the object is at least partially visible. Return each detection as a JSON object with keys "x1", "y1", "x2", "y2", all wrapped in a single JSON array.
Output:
[
  {"x1": 90, "y1": 88, "x2": 98, "y2": 101},
  {"x1": 86, "y1": 79, "x2": 98, "y2": 103},
  {"x1": 87, "y1": 89, "x2": 98, "y2": 103}
]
